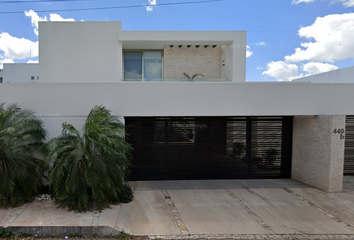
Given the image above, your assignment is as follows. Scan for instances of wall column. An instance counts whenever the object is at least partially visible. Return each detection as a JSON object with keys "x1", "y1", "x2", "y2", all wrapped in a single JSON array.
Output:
[{"x1": 292, "y1": 115, "x2": 345, "y2": 192}]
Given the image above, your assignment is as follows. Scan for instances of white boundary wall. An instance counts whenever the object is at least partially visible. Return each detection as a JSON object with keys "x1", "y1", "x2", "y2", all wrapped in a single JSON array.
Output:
[{"x1": 0, "y1": 82, "x2": 353, "y2": 137}]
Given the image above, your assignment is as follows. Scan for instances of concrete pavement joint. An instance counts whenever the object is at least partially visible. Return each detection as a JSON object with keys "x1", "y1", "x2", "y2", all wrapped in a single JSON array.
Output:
[
  {"x1": 225, "y1": 189, "x2": 275, "y2": 234},
  {"x1": 242, "y1": 187, "x2": 275, "y2": 208},
  {"x1": 91, "y1": 211, "x2": 101, "y2": 227},
  {"x1": 284, "y1": 188, "x2": 354, "y2": 232},
  {"x1": 161, "y1": 190, "x2": 189, "y2": 235},
  {"x1": 3, "y1": 202, "x2": 30, "y2": 228}
]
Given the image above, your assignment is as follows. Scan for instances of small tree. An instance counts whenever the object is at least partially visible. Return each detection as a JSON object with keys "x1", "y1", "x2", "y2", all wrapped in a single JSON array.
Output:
[
  {"x1": 0, "y1": 103, "x2": 47, "y2": 207},
  {"x1": 47, "y1": 105, "x2": 133, "y2": 212}
]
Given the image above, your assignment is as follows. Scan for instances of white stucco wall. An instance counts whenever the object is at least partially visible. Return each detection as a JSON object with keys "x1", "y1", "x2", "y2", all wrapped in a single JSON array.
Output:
[
  {"x1": 1, "y1": 82, "x2": 354, "y2": 149},
  {"x1": 38, "y1": 22, "x2": 246, "y2": 83},
  {"x1": 221, "y1": 43, "x2": 233, "y2": 80},
  {"x1": 39, "y1": 22, "x2": 123, "y2": 83},
  {"x1": 1, "y1": 82, "x2": 354, "y2": 117},
  {"x1": 2, "y1": 63, "x2": 39, "y2": 83},
  {"x1": 292, "y1": 115, "x2": 345, "y2": 192},
  {"x1": 164, "y1": 46, "x2": 221, "y2": 80}
]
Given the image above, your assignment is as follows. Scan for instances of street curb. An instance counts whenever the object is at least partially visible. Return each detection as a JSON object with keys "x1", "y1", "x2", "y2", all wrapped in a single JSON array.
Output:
[
  {"x1": 4, "y1": 227, "x2": 354, "y2": 240},
  {"x1": 4, "y1": 226, "x2": 120, "y2": 237}
]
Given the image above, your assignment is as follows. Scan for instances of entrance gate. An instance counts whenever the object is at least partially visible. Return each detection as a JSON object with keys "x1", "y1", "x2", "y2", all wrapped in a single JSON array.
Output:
[{"x1": 125, "y1": 116, "x2": 293, "y2": 180}]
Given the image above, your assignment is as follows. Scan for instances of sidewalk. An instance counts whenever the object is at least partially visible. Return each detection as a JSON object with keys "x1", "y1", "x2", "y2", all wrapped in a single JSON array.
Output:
[{"x1": 1, "y1": 178, "x2": 354, "y2": 239}]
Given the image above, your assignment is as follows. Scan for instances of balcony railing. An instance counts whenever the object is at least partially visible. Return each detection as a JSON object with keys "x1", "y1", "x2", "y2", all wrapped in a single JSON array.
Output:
[{"x1": 120, "y1": 79, "x2": 232, "y2": 82}]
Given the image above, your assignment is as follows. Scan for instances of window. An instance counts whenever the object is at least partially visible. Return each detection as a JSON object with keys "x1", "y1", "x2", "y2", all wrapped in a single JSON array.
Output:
[
  {"x1": 124, "y1": 51, "x2": 162, "y2": 81},
  {"x1": 0, "y1": 77, "x2": 2, "y2": 83},
  {"x1": 31, "y1": 76, "x2": 35, "y2": 80}
]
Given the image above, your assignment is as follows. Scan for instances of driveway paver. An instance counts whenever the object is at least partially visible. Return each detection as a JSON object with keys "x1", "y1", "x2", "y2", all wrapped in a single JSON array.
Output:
[
  {"x1": 169, "y1": 189, "x2": 269, "y2": 234},
  {"x1": 10, "y1": 200, "x2": 94, "y2": 227},
  {"x1": 115, "y1": 190, "x2": 180, "y2": 235},
  {"x1": 1, "y1": 179, "x2": 354, "y2": 237}
]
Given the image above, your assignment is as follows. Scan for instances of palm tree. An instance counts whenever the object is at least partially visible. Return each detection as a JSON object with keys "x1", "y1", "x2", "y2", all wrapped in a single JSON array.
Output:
[
  {"x1": 47, "y1": 105, "x2": 132, "y2": 212},
  {"x1": 183, "y1": 72, "x2": 205, "y2": 81},
  {"x1": 0, "y1": 103, "x2": 47, "y2": 207}
]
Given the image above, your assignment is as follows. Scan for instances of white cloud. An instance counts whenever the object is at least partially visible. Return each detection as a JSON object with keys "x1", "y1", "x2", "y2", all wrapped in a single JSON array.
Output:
[
  {"x1": 292, "y1": 0, "x2": 354, "y2": 7},
  {"x1": 0, "y1": 10, "x2": 76, "y2": 63},
  {"x1": 0, "y1": 32, "x2": 38, "y2": 59},
  {"x1": 341, "y1": 0, "x2": 354, "y2": 7},
  {"x1": 302, "y1": 62, "x2": 338, "y2": 75},
  {"x1": 262, "y1": 61, "x2": 339, "y2": 81},
  {"x1": 261, "y1": 12, "x2": 352, "y2": 81},
  {"x1": 292, "y1": 0, "x2": 316, "y2": 4},
  {"x1": 27, "y1": 59, "x2": 38, "y2": 64},
  {"x1": 0, "y1": 58, "x2": 14, "y2": 69},
  {"x1": 49, "y1": 13, "x2": 75, "y2": 22},
  {"x1": 25, "y1": 10, "x2": 75, "y2": 36},
  {"x1": 255, "y1": 41, "x2": 268, "y2": 47},
  {"x1": 25, "y1": 10, "x2": 47, "y2": 36},
  {"x1": 146, "y1": 0, "x2": 157, "y2": 11},
  {"x1": 262, "y1": 61, "x2": 299, "y2": 81},
  {"x1": 246, "y1": 45, "x2": 253, "y2": 58},
  {"x1": 285, "y1": 12, "x2": 354, "y2": 63}
]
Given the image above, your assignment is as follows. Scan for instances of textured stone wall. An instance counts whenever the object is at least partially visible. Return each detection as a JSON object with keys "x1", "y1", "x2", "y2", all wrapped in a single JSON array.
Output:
[
  {"x1": 163, "y1": 46, "x2": 221, "y2": 80},
  {"x1": 292, "y1": 115, "x2": 345, "y2": 192}
]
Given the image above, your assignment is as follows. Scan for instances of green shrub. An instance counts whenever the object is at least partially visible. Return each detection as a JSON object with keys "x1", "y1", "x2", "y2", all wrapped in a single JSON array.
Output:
[
  {"x1": 0, "y1": 228, "x2": 13, "y2": 238},
  {"x1": 120, "y1": 184, "x2": 134, "y2": 203},
  {"x1": 117, "y1": 230, "x2": 133, "y2": 239},
  {"x1": 18, "y1": 232, "x2": 32, "y2": 237},
  {"x1": 68, "y1": 233, "x2": 82, "y2": 238},
  {"x1": 47, "y1": 105, "x2": 133, "y2": 212},
  {"x1": 0, "y1": 103, "x2": 47, "y2": 207}
]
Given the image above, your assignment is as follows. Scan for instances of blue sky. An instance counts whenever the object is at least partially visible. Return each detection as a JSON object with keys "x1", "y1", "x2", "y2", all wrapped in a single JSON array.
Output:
[{"x1": 0, "y1": 0, "x2": 354, "y2": 81}]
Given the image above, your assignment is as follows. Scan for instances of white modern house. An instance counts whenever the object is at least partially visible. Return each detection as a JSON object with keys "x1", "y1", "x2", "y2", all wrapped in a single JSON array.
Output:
[
  {"x1": 0, "y1": 63, "x2": 39, "y2": 83},
  {"x1": 1, "y1": 21, "x2": 354, "y2": 193}
]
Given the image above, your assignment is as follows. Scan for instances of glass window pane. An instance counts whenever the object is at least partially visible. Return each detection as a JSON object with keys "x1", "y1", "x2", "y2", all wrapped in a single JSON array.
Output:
[
  {"x1": 124, "y1": 51, "x2": 142, "y2": 80},
  {"x1": 143, "y1": 51, "x2": 162, "y2": 81}
]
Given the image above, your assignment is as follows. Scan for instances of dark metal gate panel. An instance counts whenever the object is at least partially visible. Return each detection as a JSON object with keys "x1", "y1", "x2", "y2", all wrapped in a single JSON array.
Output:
[
  {"x1": 125, "y1": 116, "x2": 293, "y2": 181},
  {"x1": 345, "y1": 116, "x2": 354, "y2": 175}
]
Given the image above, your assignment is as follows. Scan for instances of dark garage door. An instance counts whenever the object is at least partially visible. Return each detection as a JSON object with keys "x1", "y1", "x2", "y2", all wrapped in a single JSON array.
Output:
[
  {"x1": 345, "y1": 116, "x2": 354, "y2": 175},
  {"x1": 125, "y1": 117, "x2": 293, "y2": 181}
]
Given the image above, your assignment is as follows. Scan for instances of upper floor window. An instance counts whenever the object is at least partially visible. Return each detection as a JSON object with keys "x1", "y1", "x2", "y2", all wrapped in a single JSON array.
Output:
[{"x1": 124, "y1": 51, "x2": 163, "y2": 81}]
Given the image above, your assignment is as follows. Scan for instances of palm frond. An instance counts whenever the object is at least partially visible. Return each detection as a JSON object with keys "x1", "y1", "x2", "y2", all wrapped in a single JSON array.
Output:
[
  {"x1": 183, "y1": 72, "x2": 191, "y2": 79},
  {"x1": 0, "y1": 103, "x2": 46, "y2": 207},
  {"x1": 47, "y1": 105, "x2": 133, "y2": 212}
]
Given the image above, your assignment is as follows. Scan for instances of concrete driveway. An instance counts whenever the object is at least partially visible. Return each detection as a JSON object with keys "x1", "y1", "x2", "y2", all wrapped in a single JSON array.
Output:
[
  {"x1": 121, "y1": 178, "x2": 354, "y2": 235},
  {"x1": 2, "y1": 178, "x2": 354, "y2": 237}
]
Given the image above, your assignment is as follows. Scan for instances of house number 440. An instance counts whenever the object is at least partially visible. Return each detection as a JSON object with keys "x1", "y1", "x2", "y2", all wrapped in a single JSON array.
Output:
[{"x1": 333, "y1": 128, "x2": 345, "y2": 139}]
